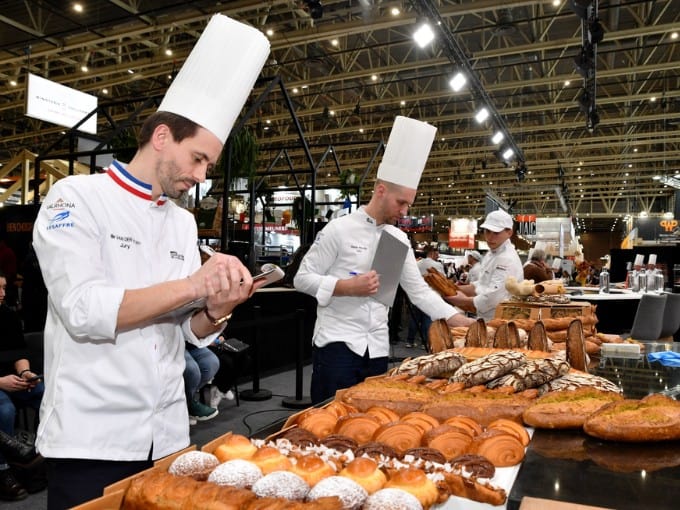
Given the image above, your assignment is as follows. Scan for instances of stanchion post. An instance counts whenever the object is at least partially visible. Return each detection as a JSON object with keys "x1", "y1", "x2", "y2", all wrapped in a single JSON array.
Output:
[
  {"x1": 240, "y1": 305, "x2": 273, "y2": 401},
  {"x1": 282, "y1": 308, "x2": 312, "y2": 409}
]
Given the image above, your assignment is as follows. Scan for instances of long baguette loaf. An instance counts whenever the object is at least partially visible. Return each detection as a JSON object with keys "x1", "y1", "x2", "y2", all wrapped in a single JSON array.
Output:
[
  {"x1": 522, "y1": 387, "x2": 623, "y2": 429},
  {"x1": 424, "y1": 268, "x2": 459, "y2": 296}
]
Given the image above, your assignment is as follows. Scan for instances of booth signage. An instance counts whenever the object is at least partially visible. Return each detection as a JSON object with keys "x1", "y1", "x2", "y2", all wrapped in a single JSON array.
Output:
[
  {"x1": 448, "y1": 218, "x2": 477, "y2": 249},
  {"x1": 516, "y1": 214, "x2": 537, "y2": 236}
]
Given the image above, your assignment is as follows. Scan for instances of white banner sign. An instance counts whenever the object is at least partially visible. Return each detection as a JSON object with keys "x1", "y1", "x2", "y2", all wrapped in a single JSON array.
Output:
[{"x1": 25, "y1": 73, "x2": 98, "y2": 134}]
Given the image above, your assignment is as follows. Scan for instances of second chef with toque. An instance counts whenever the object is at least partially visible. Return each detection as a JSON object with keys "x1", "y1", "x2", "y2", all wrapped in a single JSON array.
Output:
[
  {"x1": 295, "y1": 116, "x2": 474, "y2": 404},
  {"x1": 32, "y1": 15, "x2": 270, "y2": 509}
]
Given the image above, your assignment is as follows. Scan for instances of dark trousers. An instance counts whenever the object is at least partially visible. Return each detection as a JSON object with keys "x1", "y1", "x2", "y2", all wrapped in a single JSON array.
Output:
[
  {"x1": 46, "y1": 456, "x2": 152, "y2": 510},
  {"x1": 310, "y1": 342, "x2": 388, "y2": 404}
]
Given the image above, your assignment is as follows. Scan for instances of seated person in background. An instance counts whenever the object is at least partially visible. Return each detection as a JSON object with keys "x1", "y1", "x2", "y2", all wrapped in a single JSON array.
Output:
[
  {"x1": 0, "y1": 271, "x2": 45, "y2": 501},
  {"x1": 445, "y1": 210, "x2": 524, "y2": 321},
  {"x1": 406, "y1": 246, "x2": 444, "y2": 348},
  {"x1": 207, "y1": 336, "x2": 251, "y2": 408},
  {"x1": 523, "y1": 248, "x2": 554, "y2": 283},
  {"x1": 183, "y1": 344, "x2": 220, "y2": 424}
]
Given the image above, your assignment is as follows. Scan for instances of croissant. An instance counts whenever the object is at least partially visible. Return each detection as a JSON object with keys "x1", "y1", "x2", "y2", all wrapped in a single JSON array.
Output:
[
  {"x1": 443, "y1": 416, "x2": 483, "y2": 438},
  {"x1": 372, "y1": 422, "x2": 423, "y2": 455},
  {"x1": 365, "y1": 406, "x2": 400, "y2": 425},
  {"x1": 486, "y1": 418, "x2": 531, "y2": 446},
  {"x1": 400, "y1": 412, "x2": 441, "y2": 434},
  {"x1": 424, "y1": 267, "x2": 459, "y2": 296},
  {"x1": 423, "y1": 424, "x2": 473, "y2": 461},
  {"x1": 468, "y1": 429, "x2": 525, "y2": 467},
  {"x1": 335, "y1": 414, "x2": 382, "y2": 444},
  {"x1": 298, "y1": 409, "x2": 339, "y2": 438}
]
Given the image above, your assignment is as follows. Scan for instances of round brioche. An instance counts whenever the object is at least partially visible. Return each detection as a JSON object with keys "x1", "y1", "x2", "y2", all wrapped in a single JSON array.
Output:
[
  {"x1": 213, "y1": 433, "x2": 258, "y2": 462},
  {"x1": 167, "y1": 451, "x2": 219, "y2": 481},
  {"x1": 339, "y1": 457, "x2": 386, "y2": 494},
  {"x1": 290, "y1": 454, "x2": 336, "y2": 487},
  {"x1": 307, "y1": 476, "x2": 368, "y2": 509},
  {"x1": 207, "y1": 459, "x2": 262, "y2": 488},
  {"x1": 250, "y1": 446, "x2": 293, "y2": 475},
  {"x1": 251, "y1": 471, "x2": 310, "y2": 500},
  {"x1": 384, "y1": 468, "x2": 438, "y2": 508}
]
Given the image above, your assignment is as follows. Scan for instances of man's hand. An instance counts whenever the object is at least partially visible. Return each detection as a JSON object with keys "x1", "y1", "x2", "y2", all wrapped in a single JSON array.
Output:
[
  {"x1": 335, "y1": 270, "x2": 380, "y2": 297},
  {"x1": 189, "y1": 253, "x2": 266, "y2": 320},
  {"x1": 444, "y1": 292, "x2": 476, "y2": 313},
  {"x1": 0, "y1": 374, "x2": 31, "y2": 392}
]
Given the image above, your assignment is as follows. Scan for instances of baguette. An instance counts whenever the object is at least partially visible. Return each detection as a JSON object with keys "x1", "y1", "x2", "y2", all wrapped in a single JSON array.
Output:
[
  {"x1": 423, "y1": 268, "x2": 459, "y2": 296},
  {"x1": 522, "y1": 387, "x2": 623, "y2": 429}
]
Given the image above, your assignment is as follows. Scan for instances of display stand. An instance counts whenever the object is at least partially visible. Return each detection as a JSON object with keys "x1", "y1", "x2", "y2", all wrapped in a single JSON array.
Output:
[{"x1": 282, "y1": 308, "x2": 313, "y2": 409}]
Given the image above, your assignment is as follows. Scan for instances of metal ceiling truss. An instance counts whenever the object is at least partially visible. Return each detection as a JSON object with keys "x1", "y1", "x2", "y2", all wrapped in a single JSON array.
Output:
[{"x1": 0, "y1": 0, "x2": 678, "y2": 232}]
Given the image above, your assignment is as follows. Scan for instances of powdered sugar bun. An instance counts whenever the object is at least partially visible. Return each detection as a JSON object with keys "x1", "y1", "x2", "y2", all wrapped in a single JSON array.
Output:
[
  {"x1": 206, "y1": 459, "x2": 262, "y2": 488},
  {"x1": 167, "y1": 451, "x2": 219, "y2": 481},
  {"x1": 364, "y1": 488, "x2": 423, "y2": 510},
  {"x1": 251, "y1": 470, "x2": 310, "y2": 500},
  {"x1": 307, "y1": 475, "x2": 368, "y2": 509}
]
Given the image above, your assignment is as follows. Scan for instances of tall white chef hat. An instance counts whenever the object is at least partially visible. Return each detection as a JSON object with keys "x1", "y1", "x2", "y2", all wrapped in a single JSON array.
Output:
[
  {"x1": 648, "y1": 254, "x2": 657, "y2": 265},
  {"x1": 158, "y1": 15, "x2": 270, "y2": 144},
  {"x1": 376, "y1": 116, "x2": 437, "y2": 189},
  {"x1": 634, "y1": 254, "x2": 645, "y2": 267}
]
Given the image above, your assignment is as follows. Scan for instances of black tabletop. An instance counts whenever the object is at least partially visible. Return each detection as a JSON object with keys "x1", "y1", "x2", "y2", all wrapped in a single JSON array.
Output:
[{"x1": 509, "y1": 343, "x2": 680, "y2": 509}]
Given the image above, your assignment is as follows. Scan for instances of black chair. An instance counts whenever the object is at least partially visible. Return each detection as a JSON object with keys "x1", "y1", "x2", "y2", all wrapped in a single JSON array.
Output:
[
  {"x1": 629, "y1": 294, "x2": 667, "y2": 341},
  {"x1": 659, "y1": 293, "x2": 680, "y2": 340}
]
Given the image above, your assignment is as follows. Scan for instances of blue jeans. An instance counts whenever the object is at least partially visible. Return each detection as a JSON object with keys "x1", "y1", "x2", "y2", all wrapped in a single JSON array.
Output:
[
  {"x1": 407, "y1": 306, "x2": 431, "y2": 347},
  {"x1": 183, "y1": 346, "x2": 219, "y2": 404},
  {"x1": 310, "y1": 342, "x2": 388, "y2": 404},
  {"x1": 0, "y1": 383, "x2": 44, "y2": 465}
]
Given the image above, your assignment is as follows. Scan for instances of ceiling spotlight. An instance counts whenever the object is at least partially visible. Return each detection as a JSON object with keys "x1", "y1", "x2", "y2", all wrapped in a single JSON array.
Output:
[
  {"x1": 569, "y1": 0, "x2": 593, "y2": 20},
  {"x1": 305, "y1": 0, "x2": 323, "y2": 20},
  {"x1": 502, "y1": 148, "x2": 515, "y2": 160},
  {"x1": 413, "y1": 22, "x2": 435, "y2": 48},
  {"x1": 491, "y1": 131, "x2": 504, "y2": 144},
  {"x1": 475, "y1": 107, "x2": 490, "y2": 124},
  {"x1": 449, "y1": 72, "x2": 467, "y2": 92}
]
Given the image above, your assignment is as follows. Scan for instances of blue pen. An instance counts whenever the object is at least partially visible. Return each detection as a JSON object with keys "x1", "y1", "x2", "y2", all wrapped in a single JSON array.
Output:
[{"x1": 349, "y1": 271, "x2": 359, "y2": 276}]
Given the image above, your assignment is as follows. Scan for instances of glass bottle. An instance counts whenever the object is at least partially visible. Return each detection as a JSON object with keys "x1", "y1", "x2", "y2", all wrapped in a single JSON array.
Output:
[{"x1": 599, "y1": 267, "x2": 610, "y2": 293}]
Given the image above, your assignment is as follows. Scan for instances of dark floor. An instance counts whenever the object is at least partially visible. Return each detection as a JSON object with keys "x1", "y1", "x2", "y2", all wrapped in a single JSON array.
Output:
[{"x1": 5, "y1": 336, "x2": 422, "y2": 509}]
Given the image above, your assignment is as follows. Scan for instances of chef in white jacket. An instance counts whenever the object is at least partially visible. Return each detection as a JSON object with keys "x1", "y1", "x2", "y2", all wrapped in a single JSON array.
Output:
[
  {"x1": 32, "y1": 15, "x2": 269, "y2": 510},
  {"x1": 294, "y1": 116, "x2": 473, "y2": 404}
]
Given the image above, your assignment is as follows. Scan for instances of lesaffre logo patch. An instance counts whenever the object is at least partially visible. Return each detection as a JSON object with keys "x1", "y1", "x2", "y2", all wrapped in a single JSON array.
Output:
[{"x1": 47, "y1": 210, "x2": 74, "y2": 230}]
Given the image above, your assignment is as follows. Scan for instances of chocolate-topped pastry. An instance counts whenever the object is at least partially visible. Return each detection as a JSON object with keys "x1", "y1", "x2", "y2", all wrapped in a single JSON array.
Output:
[
  {"x1": 402, "y1": 447, "x2": 446, "y2": 465},
  {"x1": 278, "y1": 426, "x2": 319, "y2": 448},
  {"x1": 354, "y1": 442, "x2": 398, "y2": 460},
  {"x1": 450, "y1": 454, "x2": 496, "y2": 479},
  {"x1": 319, "y1": 434, "x2": 358, "y2": 453}
]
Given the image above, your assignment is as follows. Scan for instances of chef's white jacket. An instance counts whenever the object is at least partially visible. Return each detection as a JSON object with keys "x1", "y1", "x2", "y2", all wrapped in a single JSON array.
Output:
[
  {"x1": 32, "y1": 161, "x2": 219, "y2": 461},
  {"x1": 472, "y1": 238, "x2": 524, "y2": 320},
  {"x1": 294, "y1": 207, "x2": 457, "y2": 358}
]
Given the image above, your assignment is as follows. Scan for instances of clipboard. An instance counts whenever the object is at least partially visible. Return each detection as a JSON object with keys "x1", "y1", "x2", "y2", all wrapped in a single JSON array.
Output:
[{"x1": 370, "y1": 230, "x2": 409, "y2": 306}]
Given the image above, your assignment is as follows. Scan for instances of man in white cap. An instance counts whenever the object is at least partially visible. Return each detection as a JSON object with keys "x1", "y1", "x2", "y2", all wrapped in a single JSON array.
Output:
[
  {"x1": 446, "y1": 209, "x2": 524, "y2": 321},
  {"x1": 32, "y1": 15, "x2": 269, "y2": 508},
  {"x1": 295, "y1": 116, "x2": 473, "y2": 404},
  {"x1": 445, "y1": 210, "x2": 523, "y2": 321},
  {"x1": 466, "y1": 250, "x2": 483, "y2": 284}
]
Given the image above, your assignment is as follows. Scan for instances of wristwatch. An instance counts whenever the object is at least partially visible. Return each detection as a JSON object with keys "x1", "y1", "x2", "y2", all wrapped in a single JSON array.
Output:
[{"x1": 204, "y1": 309, "x2": 232, "y2": 326}]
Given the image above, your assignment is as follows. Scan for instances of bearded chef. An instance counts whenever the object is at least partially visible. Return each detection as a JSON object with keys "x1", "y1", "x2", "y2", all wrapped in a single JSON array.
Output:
[
  {"x1": 294, "y1": 116, "x2": 474, "y2": 404},
  {"x1": 32, "y1": 15, "x2": 269, "y2": 509}
]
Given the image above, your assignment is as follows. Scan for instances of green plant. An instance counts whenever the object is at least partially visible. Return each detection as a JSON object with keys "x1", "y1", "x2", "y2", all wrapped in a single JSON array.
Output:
[
  {"x1": 338, "y1": 169, "x2": 356, "y2": 199},
  {"x1": 215, "y1": 127, "x2": 259, "y2": 186}
]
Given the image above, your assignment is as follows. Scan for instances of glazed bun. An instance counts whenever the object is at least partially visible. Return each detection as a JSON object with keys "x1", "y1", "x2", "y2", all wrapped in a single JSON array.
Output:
[
  {"x1": 384, "y1": 468, "x2": 438, "y2": 508},
  {"x1": 339, "y1": 457, "x2": 386, "y2": 494},
  {"x1": 290, "y1": 454, "x2": 336, "y2": 487},
  {"x1": 213, "y1": 433, "x2": 258, "y2": 462},
  {"x1": 250, "y1": 446, "x2": 293, "y2": 475}
]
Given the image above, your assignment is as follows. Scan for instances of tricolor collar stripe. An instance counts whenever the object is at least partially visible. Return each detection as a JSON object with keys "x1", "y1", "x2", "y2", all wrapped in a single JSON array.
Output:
[{"x1": 107, "y1": 161, "x2": 168, "y2": 205}]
